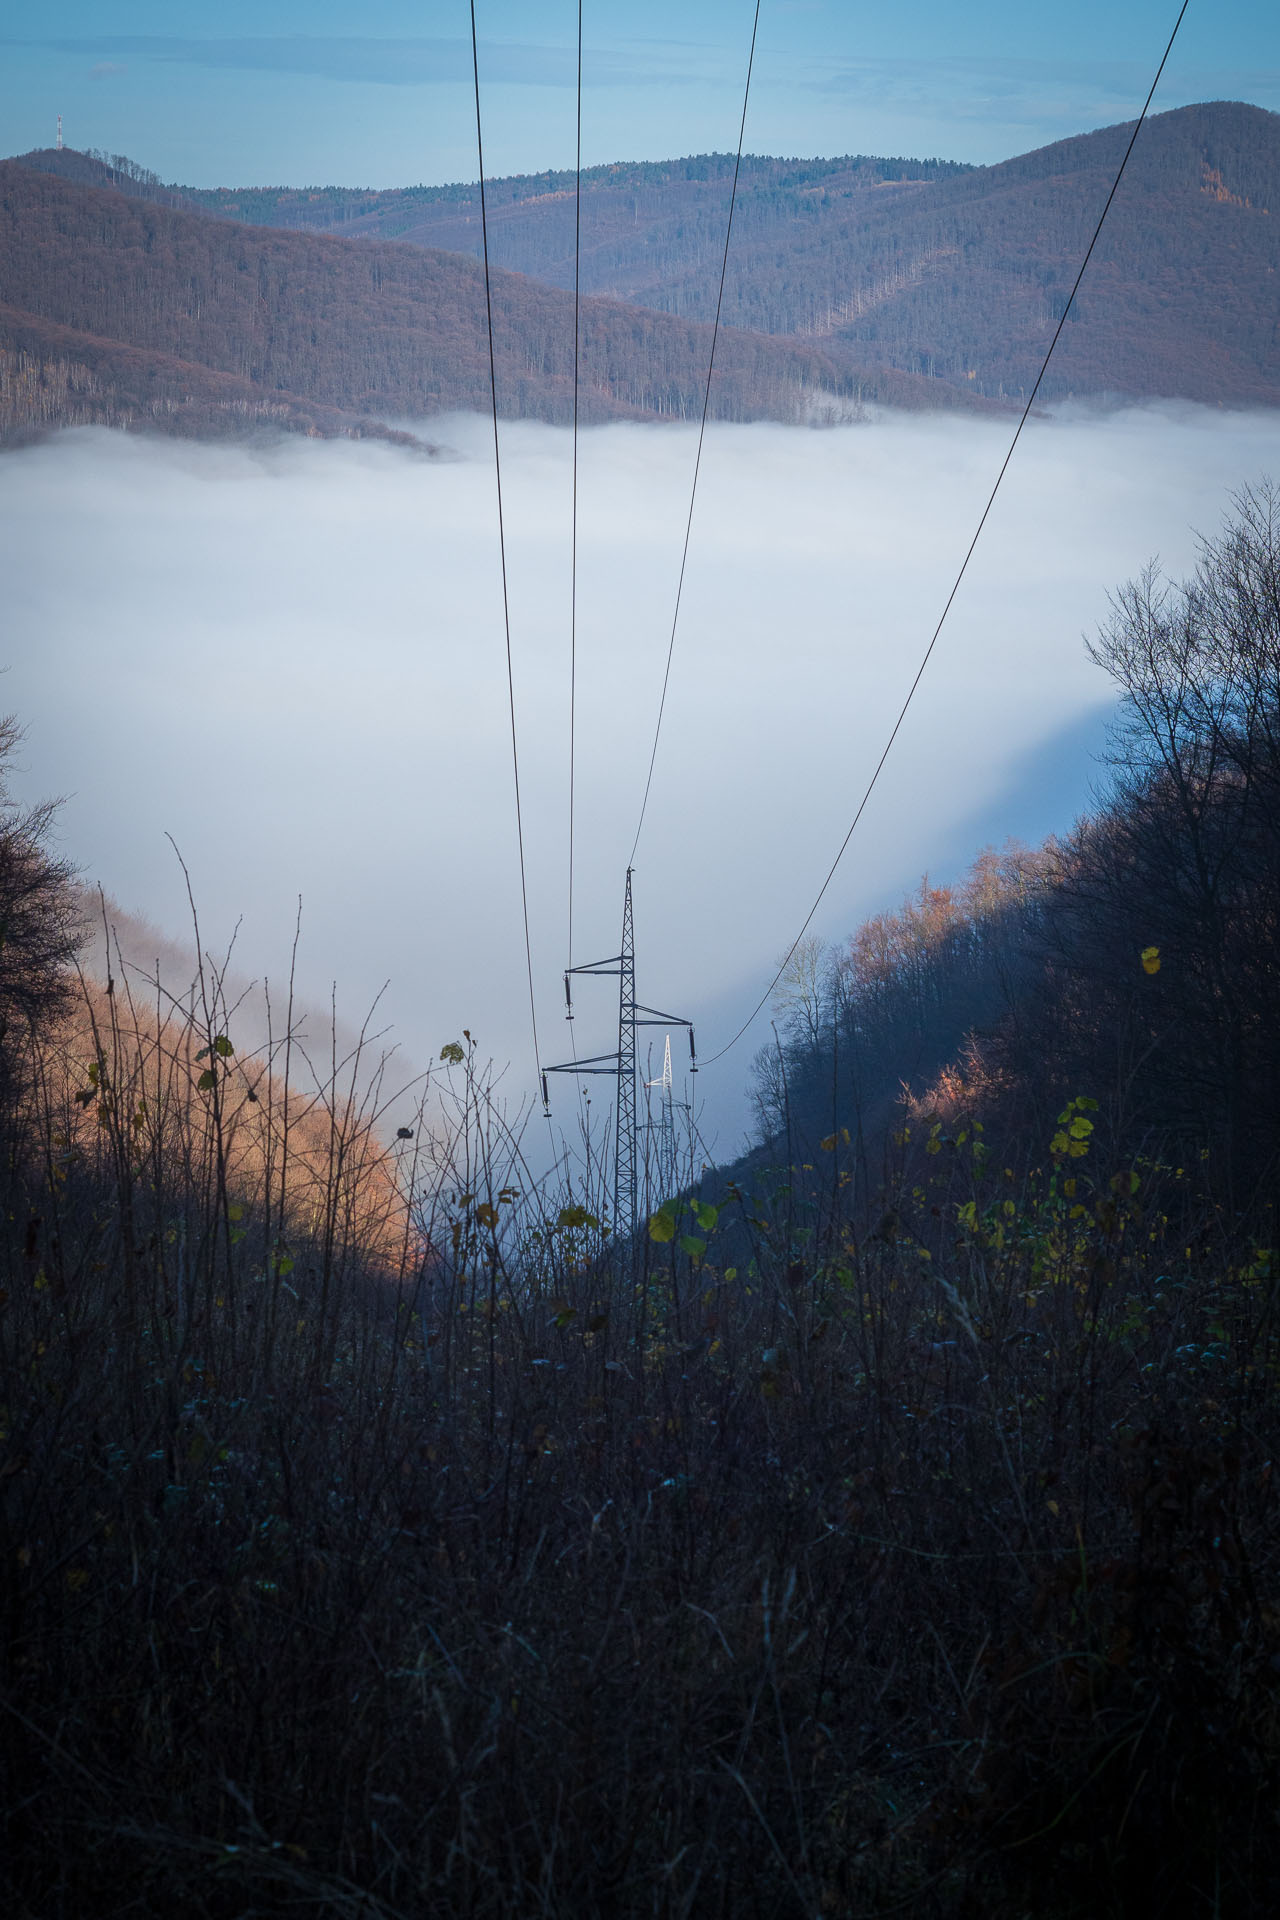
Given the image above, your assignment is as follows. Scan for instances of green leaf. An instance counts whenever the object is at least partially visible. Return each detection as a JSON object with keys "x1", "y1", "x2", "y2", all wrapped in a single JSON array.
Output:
[
  {"x1": 556, "y1": 1203, "x2": 598, "y2": 1231},
  {"x1": 213, "y1": 1034, "x2": 234, "y2": 1058},
  {"x1": 679, "y1": 1234, "x2": 707, "y2": 1259},
  {"x1": 439, "y1": 1041, "x2": 465, "y2": 1065},
  {"x1": 648, "y1": 1208, "x2": 676, "y2": 1244},
  {"x1": 197, "y1": 1069, "x2": 217, "y2": 1092},
  {"x1": 691, "y1": 1200, "x2": 719, "y2": 1232}
]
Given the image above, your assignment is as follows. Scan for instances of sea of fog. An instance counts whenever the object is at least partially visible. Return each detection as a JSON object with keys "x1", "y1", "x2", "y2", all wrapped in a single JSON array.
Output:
[{"x1": 3, "y1": 403, "x2": 1278, "y2": 1159}]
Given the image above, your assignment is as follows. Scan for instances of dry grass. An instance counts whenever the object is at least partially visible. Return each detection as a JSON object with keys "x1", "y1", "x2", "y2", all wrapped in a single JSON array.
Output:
[{"x1": 2, "y1": 939, "x2": 1279, "y2": 1918}]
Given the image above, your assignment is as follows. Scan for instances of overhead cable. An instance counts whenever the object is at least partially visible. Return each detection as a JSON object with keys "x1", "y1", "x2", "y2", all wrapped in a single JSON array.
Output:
[
  {"x1": 563, "y1": 0, "x2": 587, "y2": 1120},
  {"x1": 469, "y1": 0, "x2": 544, "y2": 1084},
  {"x1": 569, "y1": 0, "x2": 583, "y2": 976},
  {"x1": 700, "y1": 0, "x2": 1192, "y2": 1069},
  {"x1": 628, "y1": 0, "x2": 763, "y2": 869}
]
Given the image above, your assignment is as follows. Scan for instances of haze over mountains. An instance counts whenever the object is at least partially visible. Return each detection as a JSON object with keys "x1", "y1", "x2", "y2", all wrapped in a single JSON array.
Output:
[{"x1": 1, "y1": 100, "x2": 1277, "y2": 446}]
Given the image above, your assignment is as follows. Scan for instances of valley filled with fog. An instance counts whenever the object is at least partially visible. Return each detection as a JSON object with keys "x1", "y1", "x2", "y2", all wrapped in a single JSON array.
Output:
[{"x1": 3, "y1": 402, "x2": 1278, "y2": 1155}]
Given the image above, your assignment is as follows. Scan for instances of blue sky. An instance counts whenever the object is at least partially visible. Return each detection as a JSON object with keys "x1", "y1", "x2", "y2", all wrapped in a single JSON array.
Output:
[{"x1": 3, "y1": 2, "x2": 1279, "y2": 186}]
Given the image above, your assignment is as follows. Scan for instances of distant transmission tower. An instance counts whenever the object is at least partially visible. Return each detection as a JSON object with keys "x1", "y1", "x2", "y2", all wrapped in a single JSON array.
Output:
[
  {"x1": 643, "y1": 1032, "x2": 691, "y2": 1215},
  {"x1": 543, "y1": 869, "x2": 696, "y2": 1242},
  {"x1": 56, "y1": 114, "x2": 63, "y2": 151},
  {"x1": 647, "y1": 1034, "x2": 675, "y2": 1187}
]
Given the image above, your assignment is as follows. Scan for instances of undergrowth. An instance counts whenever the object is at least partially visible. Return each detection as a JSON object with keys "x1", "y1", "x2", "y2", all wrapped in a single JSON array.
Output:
[{"x1": 2, "y1": 949, "x2": 1279, "y2": 1918}]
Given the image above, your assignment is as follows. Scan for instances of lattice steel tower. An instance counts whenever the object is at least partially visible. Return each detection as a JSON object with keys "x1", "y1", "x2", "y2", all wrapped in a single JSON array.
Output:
[
  {"x1": 615, "y1": 869, "x2": 638, "y2": 1235},
  {"x1": 543, "y1": 869, "x2": 695, "y2": 1242}
]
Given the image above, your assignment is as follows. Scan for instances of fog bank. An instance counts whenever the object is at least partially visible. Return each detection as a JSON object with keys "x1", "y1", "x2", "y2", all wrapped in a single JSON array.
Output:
[{"x1": 3, "y1": 403, "x2": 1278, "y2": 1156}]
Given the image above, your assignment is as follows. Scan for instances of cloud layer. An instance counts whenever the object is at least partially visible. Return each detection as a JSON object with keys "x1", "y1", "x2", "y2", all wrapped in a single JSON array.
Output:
[{"x1": 3, "y1": 405, "x2": 1278, "y2": 1154}]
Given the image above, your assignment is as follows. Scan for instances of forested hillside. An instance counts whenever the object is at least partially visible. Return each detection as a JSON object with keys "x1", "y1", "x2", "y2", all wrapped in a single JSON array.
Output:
[
  {"x1": 49, "y1": 100, "x2": 1271, "y2": 410},
  {"x1": 0, "y1": 161, "x2": 989, "y2": 445},
  {"x1": 7, "y1": 101, "x2": 1276, "y2": 443},
  {"x1": 748, "y1": 482, "x2": 1280, "y2": 1208}
]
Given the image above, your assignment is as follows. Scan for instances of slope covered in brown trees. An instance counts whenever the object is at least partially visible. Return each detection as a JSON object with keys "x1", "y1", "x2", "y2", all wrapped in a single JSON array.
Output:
[
  {"x1": 96, "y1": 100, "x2": 1277, "y2": 410},
  {"x1": 0, "y1": 160, "x2": 988, "y2": 446},
  {"x1": 747, "y1": 482, "x2": 1280, "y2": 1202}
]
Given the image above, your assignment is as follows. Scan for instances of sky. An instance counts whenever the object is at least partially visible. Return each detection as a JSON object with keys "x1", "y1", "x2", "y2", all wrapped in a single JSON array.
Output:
[
  {"x1": 4, "y1": 406, "x2": 1279, "y2": 1160},
  {"x1": 2, "y1": 1, "x2": 1279, "y2": 186}
]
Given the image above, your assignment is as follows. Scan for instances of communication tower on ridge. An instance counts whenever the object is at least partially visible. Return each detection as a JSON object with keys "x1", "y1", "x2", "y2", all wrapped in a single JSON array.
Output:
[{"x1": 56, "y1": 115, "x2": 63, "y2": 151}]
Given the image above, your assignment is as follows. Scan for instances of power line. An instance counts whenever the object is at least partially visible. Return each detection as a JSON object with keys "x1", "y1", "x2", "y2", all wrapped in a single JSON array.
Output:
[
  {"x1": 569, "y1": 0, "x2": 582, "y2": 977},
  {"x1": 469, "y1": 0, "x2": 544, "y2": 1084},
  {"x1": 628, "y1": 0, "x2": 762, "y2": 870},
  {"x1": 700, "y1": 0, "x2": 1191, "y2": 1070},
  {"x1": 560, "y1": 0, "x2": 588, "y2": 1131}
]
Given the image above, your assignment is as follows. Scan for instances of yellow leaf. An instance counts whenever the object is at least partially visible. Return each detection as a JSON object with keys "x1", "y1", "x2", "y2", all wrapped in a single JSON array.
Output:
[{"x1": 1141, "y1": 946, "x2": 1161, "y2": 975}]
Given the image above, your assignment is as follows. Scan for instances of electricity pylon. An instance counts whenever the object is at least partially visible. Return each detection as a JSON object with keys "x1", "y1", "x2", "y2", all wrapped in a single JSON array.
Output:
[
  {"x1": 643, "y1": 1033, "x2": 692, "y2": 1216},
  {"x1": 543, "y1": 868, "x2": 696, "y2": 1242}
]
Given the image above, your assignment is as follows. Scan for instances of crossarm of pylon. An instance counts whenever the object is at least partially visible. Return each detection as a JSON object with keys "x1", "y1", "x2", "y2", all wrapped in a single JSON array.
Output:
[{"x1": 544, "y1": 1053, "x2": 620, "y2": 1075}]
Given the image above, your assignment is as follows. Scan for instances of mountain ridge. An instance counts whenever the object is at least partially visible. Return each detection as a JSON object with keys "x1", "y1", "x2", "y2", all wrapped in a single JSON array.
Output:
[
  {"x1": 3, "y1": 101, "x2": 1278, "y2": 446},
  {"x1": 25, "y1": 100, "x2": 1269, "y2": 411},
  {"x1": 0, "y1": 158, "x2": 997, "y2": 446}
]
